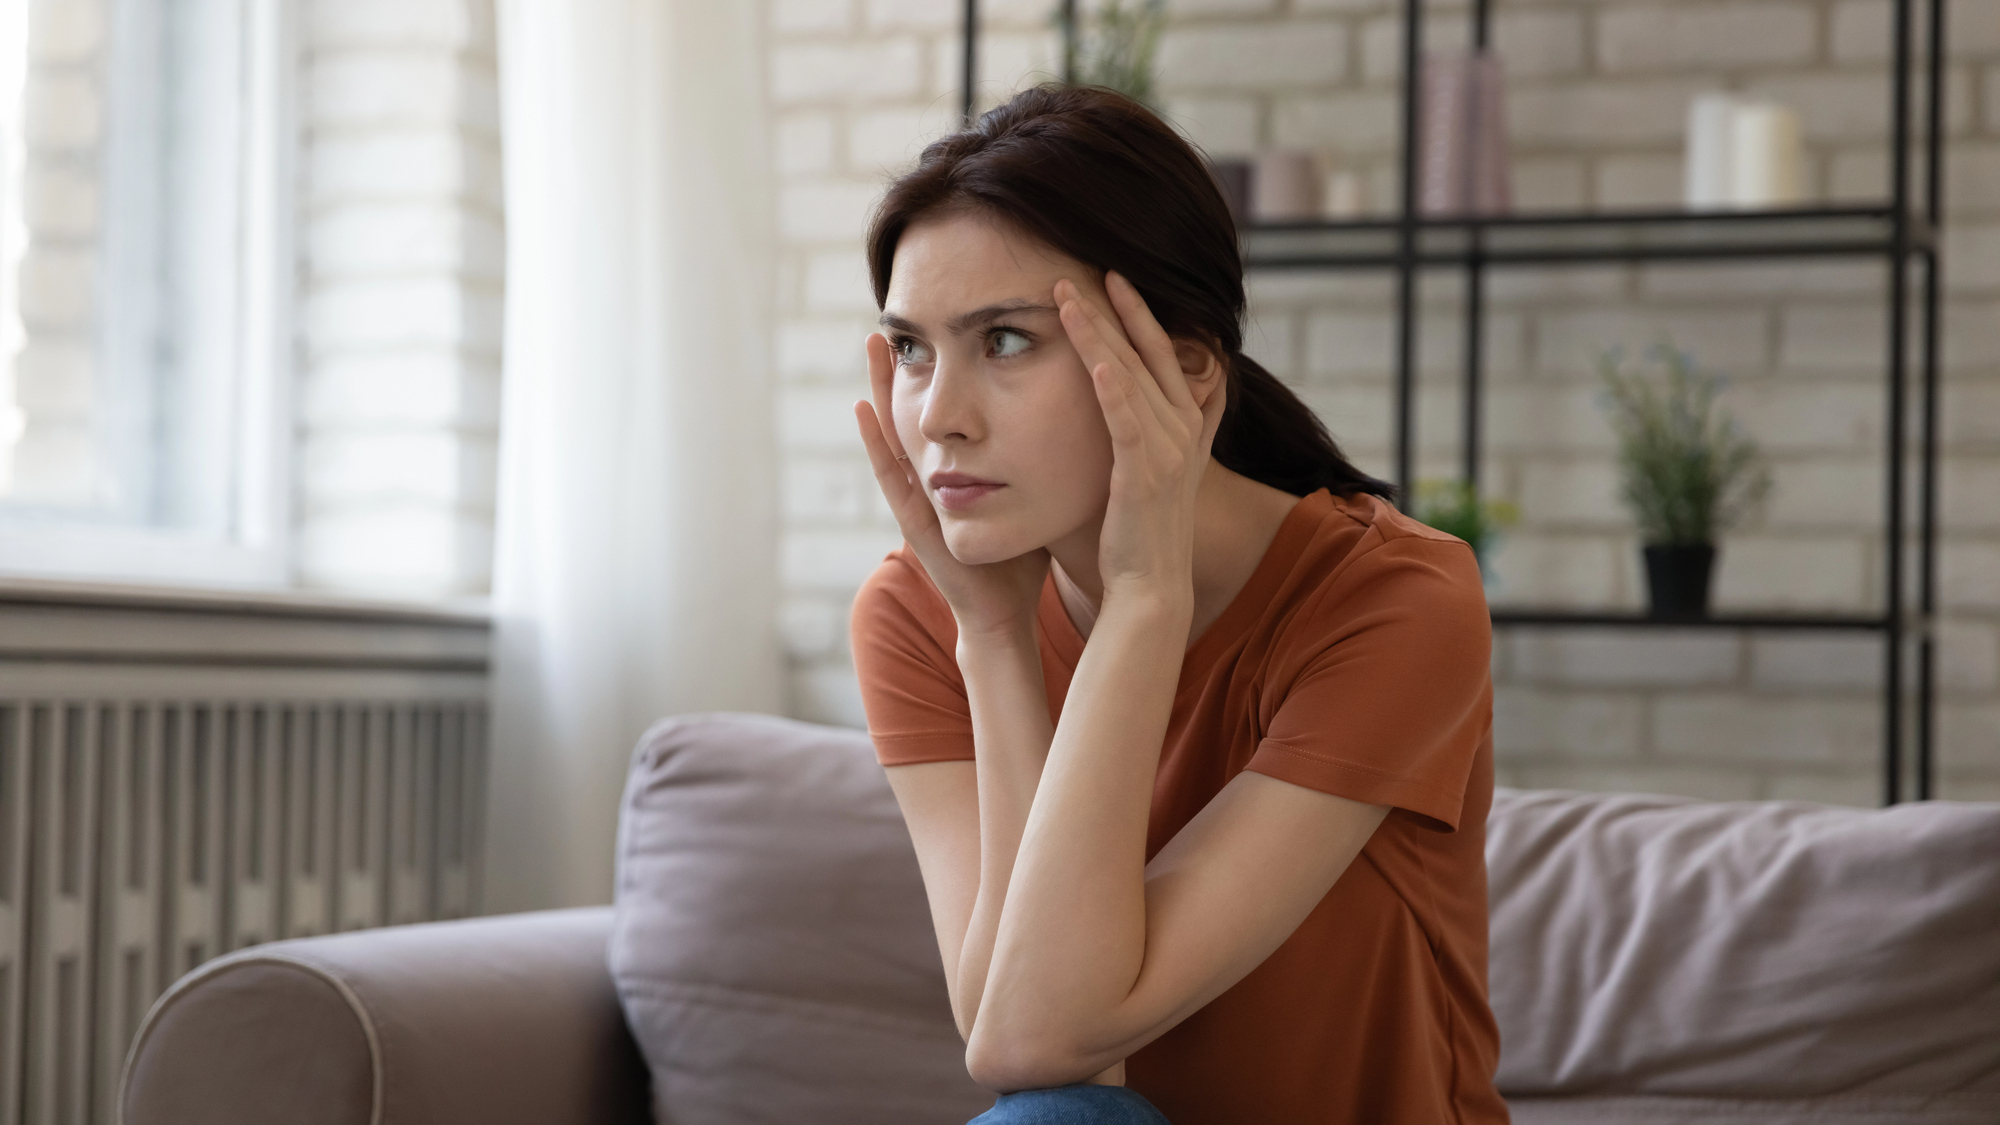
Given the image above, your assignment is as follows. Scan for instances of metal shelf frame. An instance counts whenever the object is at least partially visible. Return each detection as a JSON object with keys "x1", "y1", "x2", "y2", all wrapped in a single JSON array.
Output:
[
  {"x1": 959, "y1": 0, "x2": 1947, "y2": 804},
  {"x1": 1240, "y1": 207, "x2": 1938, "y2": 269},
  {"x1": 1489, "y1": 610, "x2": 1894, "y2": 632}
]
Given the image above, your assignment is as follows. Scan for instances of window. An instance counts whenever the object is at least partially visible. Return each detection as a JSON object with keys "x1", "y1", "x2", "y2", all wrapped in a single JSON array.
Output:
[{"x1": 0, "y1": 0, "x2": 294, "y2": 586}]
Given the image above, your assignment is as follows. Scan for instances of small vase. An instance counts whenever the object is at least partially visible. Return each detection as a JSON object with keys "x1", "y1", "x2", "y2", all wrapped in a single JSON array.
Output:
[{"x1": 1643, "y1": 543, "x2": 1716, "y2": 619}]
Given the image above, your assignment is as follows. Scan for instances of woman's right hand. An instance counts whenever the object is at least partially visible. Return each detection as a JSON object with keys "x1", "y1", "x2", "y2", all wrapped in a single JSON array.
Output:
[{"x1": 856, "y1": 332, "x2": 1049, "y2": 641}]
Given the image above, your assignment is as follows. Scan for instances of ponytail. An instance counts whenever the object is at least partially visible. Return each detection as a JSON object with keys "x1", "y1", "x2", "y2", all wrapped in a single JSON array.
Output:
[{"x1": 1216, "y1": 355, "x2": 1395, "y2": 501}]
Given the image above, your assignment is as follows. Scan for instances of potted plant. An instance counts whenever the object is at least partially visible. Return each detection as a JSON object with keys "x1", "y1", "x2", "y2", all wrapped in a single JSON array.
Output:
[
  {"x1": 1599, "y1": 343, "x2": 1771, "y2": 619},
  {"x1": 1056, "y1": 0, "x2": 1167, "y2": 107},
  {"x1": 1411, "y1": 479, "x2": 1518, "y2": 582}
]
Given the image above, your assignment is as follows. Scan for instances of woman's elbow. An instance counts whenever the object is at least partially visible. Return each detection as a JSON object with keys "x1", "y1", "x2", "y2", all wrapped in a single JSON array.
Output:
[{"x1": 964, "y1": 1027, "x2": 1101, "y2": 1093}]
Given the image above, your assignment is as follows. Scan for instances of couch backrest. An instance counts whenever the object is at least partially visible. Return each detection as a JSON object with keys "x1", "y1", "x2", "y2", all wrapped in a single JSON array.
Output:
[
  {"x1": 610, "y1": 713, "x2": 2000, "y2": 1122},
  {"x1": 1487, "y1": 786, "x2": 2000, "y2": 1102}
]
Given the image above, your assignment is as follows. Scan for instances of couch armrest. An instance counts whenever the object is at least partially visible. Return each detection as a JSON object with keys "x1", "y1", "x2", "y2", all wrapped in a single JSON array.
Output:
[{"x1": 121, "y1": 907, "x2": 650, "y2": 1125}]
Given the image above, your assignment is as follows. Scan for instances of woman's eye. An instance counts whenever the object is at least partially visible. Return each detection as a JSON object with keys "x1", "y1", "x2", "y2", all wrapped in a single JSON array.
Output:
[
  {"x1": 894, "y1": 338, "x2": 934, "y2": 366},
  {"x1": 988, "y1": 329, "x2": 1030, "y2": 359}
]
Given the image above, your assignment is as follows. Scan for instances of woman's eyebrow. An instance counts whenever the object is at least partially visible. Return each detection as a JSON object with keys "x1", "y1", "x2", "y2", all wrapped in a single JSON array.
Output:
[{"x1": 878, "y1": 300, "x2": 1059, "y2": 337}]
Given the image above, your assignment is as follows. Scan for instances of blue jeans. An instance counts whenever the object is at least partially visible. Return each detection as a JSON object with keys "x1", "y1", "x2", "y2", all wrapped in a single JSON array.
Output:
[{"x1": 969, "y1": 1084, "x2": 1172, "y2": 1124}]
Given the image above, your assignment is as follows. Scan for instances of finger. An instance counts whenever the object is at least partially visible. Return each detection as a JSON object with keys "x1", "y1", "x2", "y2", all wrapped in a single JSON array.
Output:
[
  {"x1": 1196, "y1": 368, "x2": 1228, "y2": 456},
  {"x1": 1058, "y1": 284, "x2": 1178, "y2": 432},
  {"x1": 1056, "y1": 280, "x2": 1153, "y2": 395},
  {"x1": 1087, "y1": 359, "x2": 1152, "y2": 455},
  {"x1": 854, "y1": 400, "x2": 916, "y2": 502},
  {"x1": 865, "y1": 334, "x2": 912, "y2": 464},
  {"x1": 1066, "y1": 279, "x2": 1179, "y2": 428},
  {"x1": 855, "y1": 400, "x2": 944, "y2": 542},
  {"x1": 1104, "y1": 271, "x2": 1195, "y2": 411}
]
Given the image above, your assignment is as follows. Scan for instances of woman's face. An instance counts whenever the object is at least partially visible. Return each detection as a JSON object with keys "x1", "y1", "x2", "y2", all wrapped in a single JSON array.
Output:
[{"x1": 877, "y1": 212, "x2": 1116, "y2": 566}]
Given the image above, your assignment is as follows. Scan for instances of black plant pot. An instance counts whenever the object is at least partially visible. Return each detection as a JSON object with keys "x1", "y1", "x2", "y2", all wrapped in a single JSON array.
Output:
[{"x1": 1643, "y1": 543, "x2": 1716, "y2": 619}]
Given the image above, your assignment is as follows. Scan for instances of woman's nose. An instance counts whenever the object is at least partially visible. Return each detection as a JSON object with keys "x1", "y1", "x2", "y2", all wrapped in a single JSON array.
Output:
[{"x1": 918, "y1": 353, "x2": 982, "y2": 446}]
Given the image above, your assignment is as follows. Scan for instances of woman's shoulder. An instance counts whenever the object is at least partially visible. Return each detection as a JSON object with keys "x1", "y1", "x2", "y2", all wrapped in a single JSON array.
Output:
[
  {"x1": 849, "y1": 546, "x2": 977, "y2": 760},
  {"x1": 1285, "y1": 490, "x2": 1490, "y2": 636},
  {"x1": 856, "y1": 542, "x2": 932, "y2": 599},
  {"x1": 851, "y1": 544, "x2": 956, "y2": 647},
  {"x1": 1324, "y1": 488, "x2": 1479, "y2": 549}
]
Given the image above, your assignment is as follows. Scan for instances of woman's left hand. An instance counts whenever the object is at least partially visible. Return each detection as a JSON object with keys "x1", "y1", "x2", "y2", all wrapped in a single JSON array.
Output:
[{"x1": 1055, "y1": 272, "x2": 1227, "y2": 609}]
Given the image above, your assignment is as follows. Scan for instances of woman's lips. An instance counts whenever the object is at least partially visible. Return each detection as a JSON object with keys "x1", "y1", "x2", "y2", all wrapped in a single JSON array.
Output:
[
  {"x1": 930, "y1": 472, "x2": 1003, "y2": 512},
  {"x1": 935, "y1": 483, "x2": 1002, "y2": 510}
]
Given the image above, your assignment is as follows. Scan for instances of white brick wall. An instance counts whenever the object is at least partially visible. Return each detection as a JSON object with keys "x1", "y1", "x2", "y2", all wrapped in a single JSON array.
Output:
[
  {"x1": 1159, "y1": 22, "x2": 1349, "y2": 88},
  {"x1": 1596, "y1": 4, "x2": 1819, "y2": 74},
  {"x1": 766, "y1": 0, "x2": 2000, "y2": 805},
  {"x1": 295, "y1": 0, "x2": 503, "y2": 598}
]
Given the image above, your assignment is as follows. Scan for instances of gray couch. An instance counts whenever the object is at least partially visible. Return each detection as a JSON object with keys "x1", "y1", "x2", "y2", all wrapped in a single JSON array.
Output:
[{"x1": 122, "y1": 713, "x2": 2000, "y2": 1125}]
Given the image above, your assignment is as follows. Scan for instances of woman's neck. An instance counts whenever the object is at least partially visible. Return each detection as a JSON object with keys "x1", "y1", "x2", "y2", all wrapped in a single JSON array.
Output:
[{"x1": 1047, "y1": 464, "x2": 1302, "y2": 644}]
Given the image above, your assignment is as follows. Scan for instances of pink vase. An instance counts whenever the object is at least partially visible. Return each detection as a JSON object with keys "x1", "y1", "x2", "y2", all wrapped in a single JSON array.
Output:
[{"x1": 1419, "y1": 50, "x2": 1513, "y2": 217}]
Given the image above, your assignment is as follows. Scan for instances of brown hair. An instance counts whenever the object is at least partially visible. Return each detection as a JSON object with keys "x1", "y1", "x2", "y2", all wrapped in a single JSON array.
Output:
[{"x1": 866, "y1": 84, "x2": 1393, "y2": 502}]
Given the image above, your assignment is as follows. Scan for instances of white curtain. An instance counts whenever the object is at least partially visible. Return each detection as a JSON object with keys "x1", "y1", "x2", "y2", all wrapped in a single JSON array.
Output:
[{"x1": 486, "y1": 0, "x2": 781, "y2": 912}]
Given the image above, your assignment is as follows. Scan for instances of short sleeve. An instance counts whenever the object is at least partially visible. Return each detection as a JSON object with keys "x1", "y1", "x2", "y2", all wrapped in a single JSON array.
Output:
[
  {"x1": 1246, "y1": 533, "x2": 1492, "y2": 832},
  {"x1": 849, "y1": 549, "x2": 977, "y2": 767}
]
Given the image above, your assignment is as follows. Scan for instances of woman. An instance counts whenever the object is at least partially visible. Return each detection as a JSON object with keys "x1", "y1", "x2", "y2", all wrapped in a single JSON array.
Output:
[{"x1": 849, "y1": 85, "x2": 1505, "y2": 1125}]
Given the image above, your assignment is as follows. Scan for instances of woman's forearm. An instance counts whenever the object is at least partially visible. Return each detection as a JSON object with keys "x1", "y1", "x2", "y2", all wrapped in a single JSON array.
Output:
[
  {"x1": 971, "y1": 592, "x2": 1191, "y2": 1081},
  {"x1": 950, "y1": 622, "x2": 1056, "y2": 1038}
]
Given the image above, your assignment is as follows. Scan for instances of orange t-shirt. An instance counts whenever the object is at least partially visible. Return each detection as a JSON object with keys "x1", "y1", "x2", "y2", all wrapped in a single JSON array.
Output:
[{"x1": 849, "y1": 487, "x2": 1507, "y2": 1125}]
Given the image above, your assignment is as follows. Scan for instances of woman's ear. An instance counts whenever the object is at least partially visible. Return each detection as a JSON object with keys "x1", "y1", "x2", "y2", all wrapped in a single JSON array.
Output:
[{"x1": 1174, "y1": 338, "x2": 1225, "y2": 408}]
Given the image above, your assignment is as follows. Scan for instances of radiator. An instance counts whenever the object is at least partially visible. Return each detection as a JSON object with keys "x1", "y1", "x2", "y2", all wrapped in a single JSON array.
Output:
[{"x1": 0, "y1": 580, "x2": 491, "y2": 1125}]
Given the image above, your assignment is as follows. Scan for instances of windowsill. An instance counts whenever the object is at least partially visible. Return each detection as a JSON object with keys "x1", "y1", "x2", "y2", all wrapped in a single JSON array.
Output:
[
  {"x1": 0, "y1": 574, "x2": 491, "y2": 676},
  {"x1": 0, "y1": 574, "x2": 491, "y2": 629}
]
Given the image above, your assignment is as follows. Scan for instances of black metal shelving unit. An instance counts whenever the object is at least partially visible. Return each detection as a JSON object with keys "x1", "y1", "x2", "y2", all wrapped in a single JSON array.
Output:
[{"x1": 960, "y1": 0, "x2": 1946, "y2": 804}]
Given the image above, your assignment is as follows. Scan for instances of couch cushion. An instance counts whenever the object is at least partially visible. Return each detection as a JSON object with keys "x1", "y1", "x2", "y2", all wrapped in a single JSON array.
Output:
[
  {"x1": 1487, "y1": 786, "x2": 2000, "y2": 1121},
  {"x1": 609, "y1": 713, "x2": 993, "y2": 1125}
]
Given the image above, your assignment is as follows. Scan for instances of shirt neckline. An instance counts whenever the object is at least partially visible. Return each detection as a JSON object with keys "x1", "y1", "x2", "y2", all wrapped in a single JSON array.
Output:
[{"x1": 1037, "y1": 487, "x2": 1338, "y2": 686}]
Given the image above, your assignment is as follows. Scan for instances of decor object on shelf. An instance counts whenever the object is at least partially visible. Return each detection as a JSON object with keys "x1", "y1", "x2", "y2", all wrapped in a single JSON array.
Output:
[
  {"x1": 1420, "y1": 50, "x2": 1512, "y2": 216},
  {"x1": 1209, "y1": 158, "x2": 1251, "y2": 226},
  {"x1": 1321, "y1": 167, "x2": 1365, "y2": 219},
  {"x1": 1599, "y1": 343, "x2": 1771, "y2": 619},
  {"x1": 1252, "y1": 150, "x2": 1320, "y2": 222},
  {"x1": 1685, "y1": 93, "x2": 1739, "y2": 210},
  {"x1": 1055, "y1": 0, "x2": 1165, "y2": 107},
  {"x1": 1732, "y1": 101, "x2": 1807, "y2": 206},
  {"x1": 1411, "y1": 478, "x2": 1518, "y2": 579},
  {"x1": 1685, "y1": 93, "x2": 1807, "y2": 210},
  {"x1": 1226, "y1": 152, "x2": 1363, "y2": 225}
]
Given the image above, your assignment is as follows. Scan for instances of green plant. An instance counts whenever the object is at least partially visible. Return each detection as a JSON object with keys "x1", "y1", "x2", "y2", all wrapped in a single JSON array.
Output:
[
  {"x1": 1598, "y1": 342, "x2": 1771, "y2": 546},
  {"x1": 1411, "y1": 479, "x2": 1519, "y2": 575},
  {"x1": 1055, "y1": 0, "x2": 1167, "y2": 107}
]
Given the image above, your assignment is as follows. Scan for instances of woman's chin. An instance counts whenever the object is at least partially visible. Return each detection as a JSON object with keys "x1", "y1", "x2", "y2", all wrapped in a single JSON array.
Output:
[{"x1": 941, "y1": 524, "x2": 1038, "y2": 567}]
